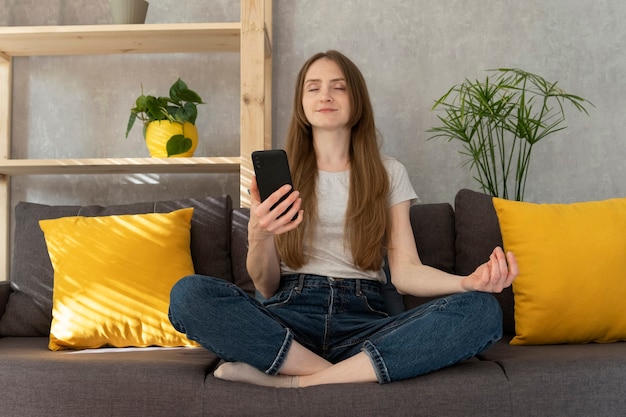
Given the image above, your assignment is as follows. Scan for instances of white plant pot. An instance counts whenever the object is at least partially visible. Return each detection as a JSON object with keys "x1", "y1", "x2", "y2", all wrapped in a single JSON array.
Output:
[{"x1": 109, "y1": 0, "x2": 149, "y2": 24}]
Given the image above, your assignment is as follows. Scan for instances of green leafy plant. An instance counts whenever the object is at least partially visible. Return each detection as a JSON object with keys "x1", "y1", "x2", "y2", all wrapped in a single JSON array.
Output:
[
  {"x1": 428, "y1": 68, "x2": 593, "y2": 201},
  {"x1": 125, "y1": 78, "x2": 204, "y2": 155}
]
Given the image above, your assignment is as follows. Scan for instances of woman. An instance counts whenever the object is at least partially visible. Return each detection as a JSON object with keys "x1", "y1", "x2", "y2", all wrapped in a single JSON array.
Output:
[{"x1": 169, "y1": 50, "x2": 518, "y2": 388}]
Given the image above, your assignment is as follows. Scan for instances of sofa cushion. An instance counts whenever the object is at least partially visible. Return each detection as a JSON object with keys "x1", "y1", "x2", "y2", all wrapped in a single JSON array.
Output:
[
  {"x1": 479, "y1": 337, "x2": 626, "y2": 416},
  {"x1": 0, "y1": 291, "x2": 50, "y2": 336},
  {"x1": 41, "y1": 208, "x2": 199, "y2": 350},
  {"x1": 402, "y1": 202, "x2": 456, "y2": 310},
  {"x1": 204, "y1": 357, "x2": 511, "y2": 417},
  {"x1": 0, "y1": 196, "x2": 232, "y2": 337},
  {"x1": 454, "y1": 189, "x2": 514, "y2": 335},
  {"x1": 230, "y1": 208, "x2": 256, "y2": 296},
  {"x1": 0, "y1": 337, "x2": 218, "y2": 417},
  {"x1": 493, "y1": 196, "x2": 626, "y2": 345}
]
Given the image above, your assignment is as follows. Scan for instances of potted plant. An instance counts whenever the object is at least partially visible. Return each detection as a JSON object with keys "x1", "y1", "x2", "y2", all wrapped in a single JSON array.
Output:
[
  {"x1": 126, "y1": 78, "x2": 204, "y2": 157},
  {"x1": 428, "y1": 68, "x2": 593, "y2": 201}
]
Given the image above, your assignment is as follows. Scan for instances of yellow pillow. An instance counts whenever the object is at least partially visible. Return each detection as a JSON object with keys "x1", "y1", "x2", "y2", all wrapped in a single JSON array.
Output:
[
  {"x1": 40, "y1": 208, "x2": 199, "y2": 350},
  {"x1": 493, "y1": 197, "x2": 626, "y2": 345}
]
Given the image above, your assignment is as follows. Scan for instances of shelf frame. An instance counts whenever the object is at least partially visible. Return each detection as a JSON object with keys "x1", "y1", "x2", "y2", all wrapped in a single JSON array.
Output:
[
  {"x1": 0, "y1": 23, "x2": 242, "y2": 58},
  {"x1": 0, "y1": 0, "x2": 272, "y2": 278},
  {"x1": 0, "y1": 157, "x2": 241, "y2": 175}
]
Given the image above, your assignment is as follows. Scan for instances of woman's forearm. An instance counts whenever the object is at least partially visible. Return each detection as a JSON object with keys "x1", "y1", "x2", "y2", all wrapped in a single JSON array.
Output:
[
  {"x1": 390, "y1": 261, "x2": 465, "y2": 297},
  {"x1": 390, "y1": 247, "x2": 517, "y2": 297},
  {"x1": 246, "y1": 236, "x2": 281, "y2": 298}
]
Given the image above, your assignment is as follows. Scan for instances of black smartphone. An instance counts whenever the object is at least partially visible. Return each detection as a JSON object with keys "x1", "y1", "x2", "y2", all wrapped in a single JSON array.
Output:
[{"x1": 251, "y1": 149, "x2": 297, "y2": 219}]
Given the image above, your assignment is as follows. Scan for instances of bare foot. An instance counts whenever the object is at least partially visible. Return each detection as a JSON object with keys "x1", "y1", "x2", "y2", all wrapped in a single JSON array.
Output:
[{"x1": 213, "y1": 362, "x2": 299, "y2": 388}]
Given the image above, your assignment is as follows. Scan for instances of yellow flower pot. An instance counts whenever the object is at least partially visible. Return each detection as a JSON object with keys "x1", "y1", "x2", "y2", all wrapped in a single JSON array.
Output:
[{"x1": 144, "y1": 120, "x2": 198, "y2": 158}]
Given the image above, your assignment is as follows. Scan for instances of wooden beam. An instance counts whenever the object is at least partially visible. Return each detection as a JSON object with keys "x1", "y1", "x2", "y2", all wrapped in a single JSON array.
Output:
[
  {"x1": 0, "y1": 23, "x2": 241, "y2": 56},
  {"x1": 0, "y1": 57, "x2": 11, "y2": 278},
  {"x1": 240, "y1": 0, "x2": 271, "y2": 207},
  {"x1": 0, "y1": 157, "x2": 241, "y2": 176}
]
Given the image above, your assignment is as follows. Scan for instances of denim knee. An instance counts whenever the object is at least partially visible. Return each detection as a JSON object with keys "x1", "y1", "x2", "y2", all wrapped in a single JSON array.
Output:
[
  {"x1": 460, "y1": 291, "x2": 503, "y2": 351},
  {"x1": 169, "y1": 274, "x2": 294, "y2": 372},
  {"x1": 168, "y1": 275, "x2": 200, "y2": 332},
  {"x1": 168, "y1": 274, "x2": 225, "y2": 333},
  {"x1": 474, "y1": 292, "x2": 503, "y2": 338}
]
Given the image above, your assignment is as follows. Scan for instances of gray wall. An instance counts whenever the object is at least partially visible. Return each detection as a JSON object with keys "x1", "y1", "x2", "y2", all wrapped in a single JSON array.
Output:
[{"x1": 2, "y1": 0, "x2": 625, "y2": 212}]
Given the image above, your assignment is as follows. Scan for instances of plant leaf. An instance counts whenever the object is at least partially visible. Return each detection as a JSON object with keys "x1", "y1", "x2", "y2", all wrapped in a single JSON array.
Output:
[
  {"x1": 125, "y1": 112, "x2": 137, "y2": 138},
  {"x1": 169, "y1": 78, "x2": 188, "y2": 102},
  {"x1": 166, "y1": 134, "x2": 192, "y2": 157}
]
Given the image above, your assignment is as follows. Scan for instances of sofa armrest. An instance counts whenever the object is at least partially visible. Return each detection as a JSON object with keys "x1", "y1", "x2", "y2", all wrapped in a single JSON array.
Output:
[{"x1": 0, "y1": 281, "x2": 12, "y2": 320}]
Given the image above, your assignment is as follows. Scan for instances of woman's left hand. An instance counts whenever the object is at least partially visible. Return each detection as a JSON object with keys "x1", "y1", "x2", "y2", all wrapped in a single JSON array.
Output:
[{"x1": 462, "y1": 247, "x2": 518, "y2": 293}]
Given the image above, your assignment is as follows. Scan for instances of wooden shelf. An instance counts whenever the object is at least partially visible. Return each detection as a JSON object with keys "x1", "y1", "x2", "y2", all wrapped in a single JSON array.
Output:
[
  {"x1": 0, "y1": 157, "x2": 241, "y2": 175},
  {"x1": 0, "y1": 0, "x2": 272, "y2": 277},
  {"x1": 0, "y1": 23, "x2": 241, "y2": 58}
]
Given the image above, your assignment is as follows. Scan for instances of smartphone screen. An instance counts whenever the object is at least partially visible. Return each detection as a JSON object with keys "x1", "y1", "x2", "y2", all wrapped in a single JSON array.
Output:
[{"x1": 251, "y1": 150, "x2": 297, "y2": 219}]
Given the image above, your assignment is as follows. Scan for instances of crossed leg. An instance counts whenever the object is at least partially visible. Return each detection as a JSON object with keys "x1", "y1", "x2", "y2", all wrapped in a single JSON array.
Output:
[{"x1": 214, "y1": 340, "x2": 377, "y2": 388}]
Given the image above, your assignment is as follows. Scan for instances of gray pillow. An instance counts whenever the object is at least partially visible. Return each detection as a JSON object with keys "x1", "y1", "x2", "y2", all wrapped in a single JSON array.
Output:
[
  {"x1": 230, "y1": 208, "x2": 256, "y2": 297},
  {"x1": 453, "y1": 188, "x2": 514, "y2": 335},
  {"x1": 402, "y1": 202, "x2": 456, "y2": 311},
  {"x1": 0, "y1": 195, "x2": 232, "y2": 337}
]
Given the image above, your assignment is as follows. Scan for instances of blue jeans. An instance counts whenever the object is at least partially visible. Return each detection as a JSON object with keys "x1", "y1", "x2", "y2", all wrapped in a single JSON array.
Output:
[{"x1": 168, "y1": 274, "x2": 502, "y2": 384}]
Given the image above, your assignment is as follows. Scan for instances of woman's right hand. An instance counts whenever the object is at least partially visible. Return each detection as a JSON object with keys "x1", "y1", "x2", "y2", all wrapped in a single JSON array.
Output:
[
  {"x1": 248, "y1": 176, "x2": 303, "y2": 240},
  {"x1": 247, "y1": 177, "x2": 303, "y2": 297}
]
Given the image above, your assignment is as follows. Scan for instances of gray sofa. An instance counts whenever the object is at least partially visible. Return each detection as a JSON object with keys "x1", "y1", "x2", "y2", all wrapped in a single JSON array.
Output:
[{"x1": 1, "y1": 189, "x2": 624, "y2": 417}]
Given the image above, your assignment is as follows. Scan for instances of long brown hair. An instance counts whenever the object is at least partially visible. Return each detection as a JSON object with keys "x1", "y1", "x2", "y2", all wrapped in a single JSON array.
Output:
[{"x1": 276, "y1": 50, "x2": 389, "y2": 271}]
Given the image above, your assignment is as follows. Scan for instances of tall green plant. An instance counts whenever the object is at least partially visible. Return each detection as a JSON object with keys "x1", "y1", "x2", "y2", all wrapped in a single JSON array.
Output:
[{"x1": 428, "y1": 68, "x2": 592, "y2": 201}]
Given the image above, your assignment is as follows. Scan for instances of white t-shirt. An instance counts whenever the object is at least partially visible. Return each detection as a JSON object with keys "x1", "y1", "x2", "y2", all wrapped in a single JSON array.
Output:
[{"x1": 280, "y1": 156, "x2": 418, "y2": 282}]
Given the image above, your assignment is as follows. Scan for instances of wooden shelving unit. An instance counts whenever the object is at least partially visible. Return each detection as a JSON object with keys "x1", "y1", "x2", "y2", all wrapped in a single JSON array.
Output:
[
  {"x1": 0, "y1": 157, "x2": 242, "y2": 175},
  {"x1": 0, "y1": 0, "x2": 272, "y2": 276}
]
